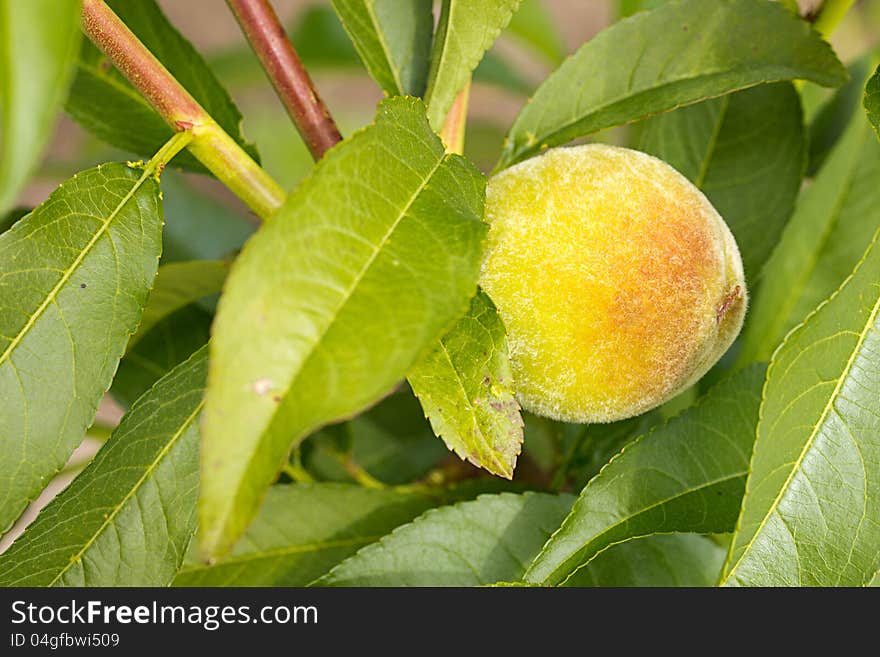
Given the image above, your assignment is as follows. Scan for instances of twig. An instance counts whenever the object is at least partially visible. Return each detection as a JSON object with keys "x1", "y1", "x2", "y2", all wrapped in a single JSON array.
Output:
[
  {"x1": 226, "y1": 0, "x2": 342, "y2": 160},
  {"x1": 81, "y1": 0, "x2": 285, "y2": 220}
]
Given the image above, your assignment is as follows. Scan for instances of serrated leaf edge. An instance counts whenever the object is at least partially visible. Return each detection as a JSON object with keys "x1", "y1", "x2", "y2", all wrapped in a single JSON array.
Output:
[
  {"x1": 180, "y1": 482, "x2": 425, "y2": 576},
  {"x1": 524, "y1": 366, "x2": 763, "y2": 586},
  {"x1": 48, "y1": 383, "x2": 203, "y2": 585},
  {"x1": 720, "y1": 225, "x2": 880, "y2": 586},
  {"x1": 0, "y1": 164, "x2": 163, "y2": 529},
  {"x1": 0, "y1": 346, "x2": 205, "y2": 586},
  {"x1": 418, "y1": 337, "x2": 523, "y2": 479},
  {"x1": 312, "y1": 491, "x2": 564, "y2": 586},
  {"x1": 201, "y1": 97, "x2": 486, "y2": 556}
]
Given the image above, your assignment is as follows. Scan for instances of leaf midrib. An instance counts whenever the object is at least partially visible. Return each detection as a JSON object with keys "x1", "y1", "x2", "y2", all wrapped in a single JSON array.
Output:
[
  {"x1": 76, "y1": 59, "x2": 155, "y2": 113},
  {"x1": 176, "y1": 535, "x2": 380, "y2": 576},
  {"x1": 694, "y1": 94, "x2": 729, "y2": 188},
  {"x1": 434, "y1": 338, "x2": 511, "y2": 477},
  {"x1": 424, "y1": 0, "x2": 455, "y2": 106},
  {"x1": 0, "y1": 166, "x2": 153, "y2": 368},
  {"x1": 283, "y1": 151, "x2": 446, "y2": 412},
  {"x1": 130, "y1": 261, "x2": 227, "y2": 348},
  {"x1": 47, "y1": 398, "x2": 204, "y2": 587},
  {"x1": 531, "y1": 470, "x2": 746, "y2": 585},
  {"x1": 216, "y1": 152, "x2": 448, "y2": 542},
  {"x1": 506, "y1": 69, "x2": 812, "y2": 166},
  {"x1": 363, "y1": 0, "x2": 405, "y2": 95},
  {"x1": 722, "y1": 271, "x2": 880, "y2": 585}
]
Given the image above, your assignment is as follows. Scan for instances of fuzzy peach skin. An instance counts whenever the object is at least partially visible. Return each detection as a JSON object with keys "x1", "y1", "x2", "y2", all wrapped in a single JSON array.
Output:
[{"x1": 480, "y1": 144, "x2": 747, "y2": 423}]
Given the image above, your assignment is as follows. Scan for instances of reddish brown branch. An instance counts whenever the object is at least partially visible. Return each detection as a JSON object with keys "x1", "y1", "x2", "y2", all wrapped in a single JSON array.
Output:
[
  {"x1": 82, "y1": 0, "x2": 206, "y2": 127},
  {"x1": 226, "y1": 0, "x2": 342, "y2": 160}
]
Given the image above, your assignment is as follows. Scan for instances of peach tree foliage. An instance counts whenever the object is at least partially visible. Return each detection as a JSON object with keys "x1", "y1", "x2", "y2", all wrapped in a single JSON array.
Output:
[{"x1": 0, "y1": 0, "x2": 877, "y2": 587}]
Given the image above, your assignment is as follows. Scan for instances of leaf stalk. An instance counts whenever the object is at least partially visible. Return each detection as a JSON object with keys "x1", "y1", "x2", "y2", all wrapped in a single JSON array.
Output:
[{"x1": 144, "y1": 130, "x2": 194, "y2": 177}]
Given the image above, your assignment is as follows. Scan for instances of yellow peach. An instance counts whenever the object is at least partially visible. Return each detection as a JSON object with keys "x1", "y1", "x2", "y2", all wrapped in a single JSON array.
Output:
[{"x1": 480, "y1": 144, "x2": 746, "y2": 423}]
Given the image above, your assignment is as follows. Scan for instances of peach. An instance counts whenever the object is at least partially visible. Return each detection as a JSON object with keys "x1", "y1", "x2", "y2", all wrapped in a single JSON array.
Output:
[{"x1": 480, "y1": 144, "x2": 746, "y2": 423}]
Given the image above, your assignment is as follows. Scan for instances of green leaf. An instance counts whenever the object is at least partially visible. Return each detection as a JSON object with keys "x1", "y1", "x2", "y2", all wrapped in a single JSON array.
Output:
[
  {"x1": 736, "y1": 112, "x2": 880, "y2": 366},
  {"x1": 0, "y1": 347, "x2": 206, "y2": 586},
  {"x1": 330, "y1": 0, "x2": 433, "y2": 97},
  {"x1": 808, "y1": 55, "x2": 874, "y2": 174},
  {"x1": 286, "y1": 5, "x2": 362, "y2": 71},
  {"x1": 130, "y1": 260, "x2": 228, "y2": 347},
  {"x1": 425, "y1": 0, "x2": 522, "y2": 129},
  {"x1": 305, "y1": 387, "x2": 448, "y2": 486},
  {"x1": 639, "y1": 83, "x2": 805, "y2": 281},
  {"x1": 65, "y1": 0, "x2": 257, "y2": 173},
  {"x1": 67, "y1": 52, "x2": 202, "y2": 172},
  {"x1": 408, "y1": 291, "x2": 523, "y2": 479},
  {"x1": 722, "y1": 231, "x2": 880, "y2": 587},
  {"x1": 174, "y1": 484, "x2": 432, "y2": 586},
  {"x1": 111, "y1": 304, "x2": 212, "y2": 408},
  {"x1": 507, "y1": 0, "x2": 566, "y2": 64},
  {"x1": 524, "y1": 364, "x2": 765, "y2": 586},
  {"x1": 0, "y1": 163, "x2": 163, "y2": 534},
  {"x1": 161, "y1": 173, "x2": 254, "y2": 263},
  {"x1": 0, "y1": 0, "x2": 81, "y2": 214},
  {"x1": 200, "y1": 97, "x2": 487, "y2": 559},
  {"x1": 213, "y1": 4, "x2": 532, "y2": 99},
  {"x1": 564, "y1": 534, "x2": 726, "y2": 587},
  {"x1": 867, "y1": 64, "x2": 880, "y2": 140},
  {"x1": 498, "y1": 0, "x2": 847, "y2": 169},
  {"x1": 317, "y1": 492, "x2": 573, "y2": 586}
]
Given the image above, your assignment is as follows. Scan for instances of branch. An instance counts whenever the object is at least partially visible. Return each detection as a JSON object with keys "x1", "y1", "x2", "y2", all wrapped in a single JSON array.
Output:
[
  {"x1": 81, "y1": 0, "x2": 285, "y2": 220},
  {"x1": 226, "y1": 0, "x2": 342, "y2": 160}
]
